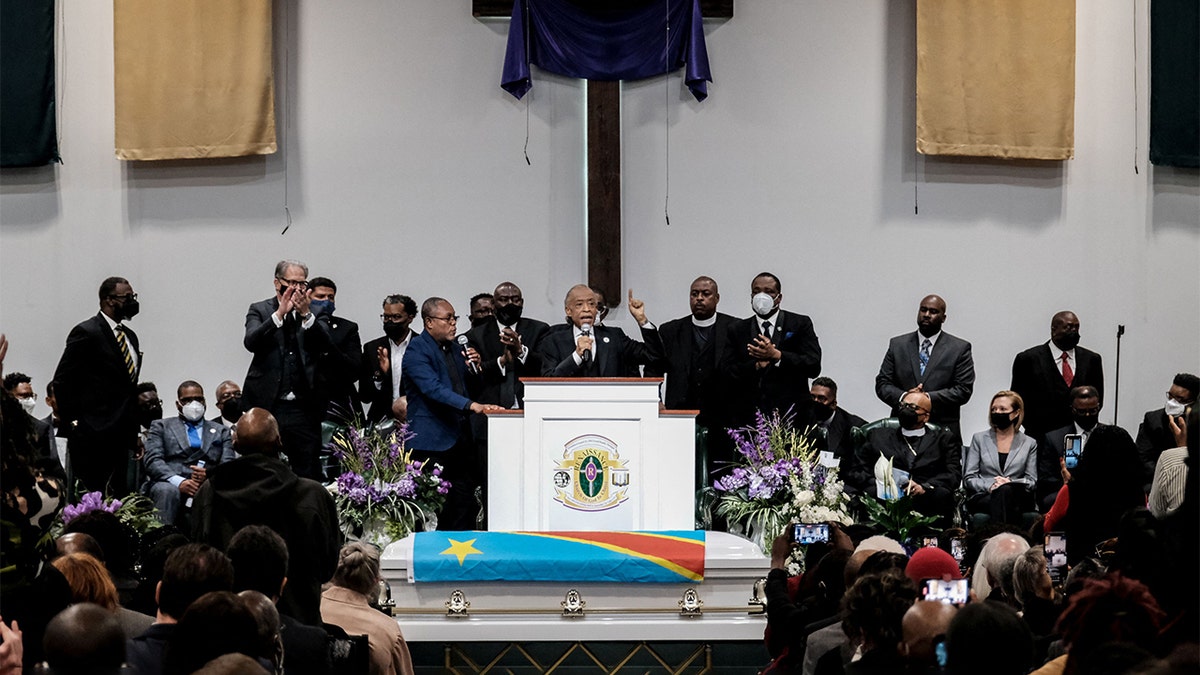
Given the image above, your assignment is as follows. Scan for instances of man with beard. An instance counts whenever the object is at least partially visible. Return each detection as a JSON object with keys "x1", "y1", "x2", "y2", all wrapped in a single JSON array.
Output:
[
  {"x1": 361, "y1": 294, "x2": 418, "y2": 423},
  {"x1": 52, "y1": 276, "x2": 144, "y2": 494},
  {"x1": 1011, "y1": 311, "x2": 1104, "y2": 438}
]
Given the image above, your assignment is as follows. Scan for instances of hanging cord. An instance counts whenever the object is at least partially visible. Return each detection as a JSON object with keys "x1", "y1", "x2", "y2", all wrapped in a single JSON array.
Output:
[
  {"x1": 523, "y1": 0, "x2": 532, "y2": 165},
  {"x1": 280, "y1": 0, "x2": 292, "y2": 234},
  {"x1": 914, "y1": 149, "x2": 921, "y2": 215},
  {"x1": 56, "y1": 0, "x2": 65, "y2": 161},
  {"x1": 1132, "y1": 0, "x2": 1139, "y2": 175},
  {"x1": 663, "y1": 0, "x2": 672, "y2": 225}
]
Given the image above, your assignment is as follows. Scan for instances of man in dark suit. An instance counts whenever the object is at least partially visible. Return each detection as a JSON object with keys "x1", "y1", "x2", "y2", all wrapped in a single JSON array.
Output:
[
  {"x1": 465, "y1": 282, "x2": 550, "y2": 410},
  {"x1": 242, "y1": 260, "x2": 337, "y2": 480},
  {"x1": 402, "y1": 297, "x2": 502, "y2": 530},
  {"x1": 211, "y1": 380, "x2": 243, "y2": 430},
  {"x1": 645, "y1": 276, "x2": 737, "y2": 477},
  {"x1": 360, "y1": 294, "x2": 417, "y2": 424},
  {"x1": 308, "y1": 277, "x2": 363, "y2": 424},
  {"x1": 3, "y1": 371, "x2": 56, "y2": 463},
  {"x1": 537, "y1": 285, "x2": 665, "y2": 377},
  {"x1": 722, "y1": 272, "x2": 822, "y2": 426},
  {"x1": 43, "y1": 380, "x2": 71, "y2": 472},
  {"x1": 1136, "y1": 373, "x2": 1196, "y2": 492},
  {"x1": 809, "y1": 376, "x2": 868, "y2": 495},
  {"x1": 1034, "y1": 385, "x2": 1104, "y2": 512},
  {"x1": 142, "y1": 380, "x2": 234, "y2": 525},
  {"x1": 53, "y1": 276, "x2": 143, "y2": 494},
  {"x1": 849, "y1": 392, "x2": 961, "y2": 525},
  {"x1": 875, "y1": 294, "x2": 975, "y2": 446},
  {"x1": 1011, "y1": 311, "x2": 1104, "y2": 438}
]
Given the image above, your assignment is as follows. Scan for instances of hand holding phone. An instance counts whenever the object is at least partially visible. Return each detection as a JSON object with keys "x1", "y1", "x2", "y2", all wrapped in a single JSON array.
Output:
[{"x1": 792, "y1": 523, "x2": 830, "y2": 545}]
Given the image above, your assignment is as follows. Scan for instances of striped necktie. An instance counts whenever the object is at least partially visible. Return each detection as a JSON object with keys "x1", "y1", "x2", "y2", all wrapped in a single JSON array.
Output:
[{"x1": 115, "y1": 326, "x2": 136, "y2": 382}]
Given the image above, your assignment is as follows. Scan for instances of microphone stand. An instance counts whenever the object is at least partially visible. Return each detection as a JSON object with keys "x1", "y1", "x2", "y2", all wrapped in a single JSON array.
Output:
[{"x1": 1113, "y1": 324, "x2": 1125, "y2": 425}]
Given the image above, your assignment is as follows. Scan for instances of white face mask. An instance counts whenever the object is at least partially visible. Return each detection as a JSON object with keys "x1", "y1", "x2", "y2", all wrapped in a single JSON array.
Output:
[
  {"x1": 19, "y1": 397, "x2": 36, "y2": 414},
  {"x1": 181, "y1": 400, "x2": 206, "y2": 423},
  {"x1": 751, "y1": 292, "x2": 776, "y2": 318},
  {"x1": 1164, "y1": 397, "x2": 1187, "y2": 417}
]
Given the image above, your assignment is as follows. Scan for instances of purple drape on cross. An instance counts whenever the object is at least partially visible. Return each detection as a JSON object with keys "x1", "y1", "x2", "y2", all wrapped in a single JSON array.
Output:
[{"x1": 501, "y1": 0, "x2": 712, "y2": 102}]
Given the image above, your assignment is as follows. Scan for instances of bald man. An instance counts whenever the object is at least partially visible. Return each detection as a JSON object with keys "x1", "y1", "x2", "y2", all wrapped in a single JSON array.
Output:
[
  {"x1": 851, "y1": 391, "x2": 961, "y2": 525},
  {"x1": 900, "y1": 601, "x2": 958, "y2": 673},
  {"x1": 875, "y1": 294, "x2": 975, "y2": 446},
  {"x1": 191, "y1": 408, "x2": 340, "y2": 627}
]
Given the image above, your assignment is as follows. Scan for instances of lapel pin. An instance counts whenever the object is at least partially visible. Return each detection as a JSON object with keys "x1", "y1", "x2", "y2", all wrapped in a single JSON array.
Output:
[{"x1": 603, "y1": 337, "x2": 610, "y2": 343}]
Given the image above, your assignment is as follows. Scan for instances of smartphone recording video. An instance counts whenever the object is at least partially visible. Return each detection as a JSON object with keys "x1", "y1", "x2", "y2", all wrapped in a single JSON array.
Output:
[
  {"x1": 792, "y1": 523, "x2": 830, "y2": 545},
  {"x1": 1045, "y1": 532, "x2": 1068, "y2": 586},
  {"x1": 923, "y1": 578, "x2": 969, "y2": 605},
  {"x1": 1063, "y1": 434, "x2": 1083, "y2": 469}
]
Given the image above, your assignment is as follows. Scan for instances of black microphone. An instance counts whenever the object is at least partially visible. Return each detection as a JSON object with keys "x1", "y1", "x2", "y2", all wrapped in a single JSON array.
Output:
[
  {"x1": 579, "y1": 322, "x2": 593, "y2": 367},
  {"x1": 457, "y1": 335, "x2": 479, "y2": 374}
]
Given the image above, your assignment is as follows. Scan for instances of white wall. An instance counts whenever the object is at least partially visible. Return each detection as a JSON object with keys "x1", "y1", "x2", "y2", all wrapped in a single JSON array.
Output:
[{"x1": 1, "y1": 0, "x2": 1196, "y2": 435}]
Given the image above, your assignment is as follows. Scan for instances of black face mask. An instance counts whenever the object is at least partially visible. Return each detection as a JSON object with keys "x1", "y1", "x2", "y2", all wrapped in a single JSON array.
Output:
[
  {"x1": 991, "y1": 412, "x2": 1015, "y2": 430},
  {"x1": 383, "y1": 323, "x2": 409, "y2": 341},
  {"x1": 470, "y1": 316, "x2": 491, "y2": 328},
  {"x1": 897, "y1": 407, "x2": 922, "y2": 429},
  {"x1": 221, "y1": 395, "x2": 243, "y2": 423},
  {"x1": 494, "y1": 304, "x2": 522, "y2": 326},
  {"x1": 1073, "y1": 413, "x2": 1099, "y2": 431},
  {"x1": 811, "y1": 402, "x2": 833, "y2": 421},
  {"x1": 116, "y1": 298, "x2": 141, "y2": 321},
  {"x1": 1057, "y1": 331, "x2": 1080, "y2": 350},
  {"x1": 139, "y1": 403, "x2": 162, "y2": 428}
]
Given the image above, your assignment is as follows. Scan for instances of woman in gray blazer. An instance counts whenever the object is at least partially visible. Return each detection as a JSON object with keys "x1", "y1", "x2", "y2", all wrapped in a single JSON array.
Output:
[{"x1": 964, "y1": 390, "x2": 1038, "y2": 525}]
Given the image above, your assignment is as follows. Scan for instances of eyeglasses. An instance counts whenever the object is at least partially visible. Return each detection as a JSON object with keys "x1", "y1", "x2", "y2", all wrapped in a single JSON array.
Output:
[
  {"x1": 276, "y1": 278, "x2": 309, "y2": 289},
  {"x1": 1070, "y1": 408, "x2": 1100, "y2": 417},
  {"x1": 108, "y1": 293, "x2": 138, "y2": 301},
  {"x1": 429, "y1": 315, "x2": 459, "y2": 324},
  {"x1": 900, "y1": 403, "x2": 930, "y2": 415},
  {"x1": 18, "y1": 394, "x2": 37, "y2": 402},
  {"x1": 381, "y1": 314, "x2": 409, "y2": 322}
]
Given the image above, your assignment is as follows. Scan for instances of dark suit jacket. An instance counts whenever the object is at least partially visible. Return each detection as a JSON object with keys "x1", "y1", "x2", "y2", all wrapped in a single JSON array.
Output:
[
  {"x1": 722, "y1": 310, "x2": 821, "y2": 424},
  {"x1": 52, "y1": 313, "x2": 141, "y2": 438},
  {"x1": 242, "y1": 297, "x2": 335, "y2": 412},
  {"x1": 312, "y1": 314, "x2": 363, "y2": 421},
  {"x1": 1011, "y1": 342, "x2": 1103, "y2": 437},
  {"x1": 359, "y1": 332, "x2": 415, "y2": 423},
  {"x1": 142, "y1": 417, "x2": 234, "y2": 484},
  {"x1": 401, "y1": 331, "x2": 477, "y2": 453},
  {"x1": 1135, "y1": 408, "x2": 1178, "y2": 490},
  {"x1": 647, "y1": 312, "x2": 738, "y2": 427},
  {"x1": 849, "y1": 426, "x2": 962, "y2": 496},
  {"x1": 537, "y1": 323, "x2": 665, "y2": 377},
  {"x1": 466, "y1": 316, "x2": 550, "y2": 408},
  {"x1": 875, "y1": 331, "x2": 975, "y2": 438}
]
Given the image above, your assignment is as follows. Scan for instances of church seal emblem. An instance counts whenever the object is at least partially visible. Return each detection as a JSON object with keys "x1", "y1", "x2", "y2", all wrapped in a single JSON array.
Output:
[{"x1": 552, "y1": 434, "x2": 630, "y2": 512}]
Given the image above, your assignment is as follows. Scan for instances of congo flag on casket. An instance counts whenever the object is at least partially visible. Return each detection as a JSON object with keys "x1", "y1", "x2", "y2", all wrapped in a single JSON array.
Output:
[{"x1": 412, "y1": 530, "x2": 705, "y2": 583}]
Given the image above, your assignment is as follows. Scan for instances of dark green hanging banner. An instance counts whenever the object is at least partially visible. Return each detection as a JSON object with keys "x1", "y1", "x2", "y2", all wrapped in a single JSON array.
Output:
[
  {"x1": 0, "y1": 0, "x2": 59, "y2": 167},
  {"x1": 1150, "y1": 0, "x2": 1199, "y2": 168}
]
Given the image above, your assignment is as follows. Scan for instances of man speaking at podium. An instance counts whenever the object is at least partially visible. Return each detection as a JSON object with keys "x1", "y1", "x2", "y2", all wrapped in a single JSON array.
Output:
[{"x1": 537, "y1": 285, "x2": 665, "y2": 378}]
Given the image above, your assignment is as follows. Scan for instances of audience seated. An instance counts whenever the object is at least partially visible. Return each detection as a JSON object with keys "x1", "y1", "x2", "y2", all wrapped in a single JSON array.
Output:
[
  {"x1": 945, "y1": 602, "x2": 1034, "y2": 675},
  {"x1": 964, "y1": 391, "x2": 1038, "y2": 526},
  {"x1": 320, "y1": 542, "x2": 415, "y2": 675},
  {"x1": 50, "y1": 552, "x2": 154, "y2": 638},
  {"x1": 820, "y1": 569, "x2": 918, "y2": 675},
  {"x1": 164, "y1": 591, "x2": 263, "y2": 675},
  {"x1": 899, "y1": 600, "x2": 957, "y2": 674},
  {"x1": 972, "y1": 532, "x2": 1029, "y2": 609},
  {"x1": 42, "y1": 603, "x2": 126, "y2": 675},
  {"x1": 1011, "y1": 546, "x2": 1061, "y2": 662}
]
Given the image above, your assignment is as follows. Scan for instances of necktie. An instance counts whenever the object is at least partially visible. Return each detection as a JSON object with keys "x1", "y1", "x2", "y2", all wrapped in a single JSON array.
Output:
[
  {"x1": 919, "y1": 338, "x2": 932, "y2": 375},
  {"x1": 186, "y1": 422, "x2": 202, "y2": 449},
  {"x1": 762, "y1": 321, "x2": 772, "y2": 339},
  {"x1": 1061, "y1": 352, "x2": 1074, "y2": 387},
  {"x1": 114, "y1": 326, "x2": 136, "y2": 382},
  {"x1": 443, "y1": 345, "x2": 466, "y2": 396}
]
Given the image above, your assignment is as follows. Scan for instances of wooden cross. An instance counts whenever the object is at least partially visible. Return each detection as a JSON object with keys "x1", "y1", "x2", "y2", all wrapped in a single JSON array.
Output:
[{"x1": 474, "y1": 0, "x2": 732, "y2": 306}]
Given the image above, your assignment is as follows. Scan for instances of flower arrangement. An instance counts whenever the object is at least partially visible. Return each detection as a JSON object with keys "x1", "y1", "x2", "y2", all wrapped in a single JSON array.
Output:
[
  {"x1": 54, "y1": 491, "x2": 162, "y2": 539},
  {"x1": 713, "y1": 410, "x2": 852, "y2": 555},
  {"x1": 329, "y1": 422, "x2": 449, "y2": 547}
]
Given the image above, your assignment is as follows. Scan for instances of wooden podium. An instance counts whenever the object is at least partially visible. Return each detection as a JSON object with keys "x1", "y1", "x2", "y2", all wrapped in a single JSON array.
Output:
[{"x1": 485, "y1": 378, "x2": 697, "y2": 532}]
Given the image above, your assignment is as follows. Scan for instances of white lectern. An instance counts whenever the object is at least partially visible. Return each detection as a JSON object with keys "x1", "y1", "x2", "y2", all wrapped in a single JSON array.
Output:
[{"x1": 485, "y1": 377, "x2": 697, "y2": 532}]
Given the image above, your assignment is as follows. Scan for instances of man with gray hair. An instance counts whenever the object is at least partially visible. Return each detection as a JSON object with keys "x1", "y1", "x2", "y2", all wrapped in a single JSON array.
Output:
[
  {"x1": 972, "y1": 532, "x2": 1030, "y2": 607},
  {"x1": 242, "y1": 260, "x2": 338, "y2": 479}
]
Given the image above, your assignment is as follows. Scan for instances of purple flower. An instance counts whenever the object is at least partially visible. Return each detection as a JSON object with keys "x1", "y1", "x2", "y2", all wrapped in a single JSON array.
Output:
[{"x1": 393, "y1": 475, "x2": 417, "y2": 499}]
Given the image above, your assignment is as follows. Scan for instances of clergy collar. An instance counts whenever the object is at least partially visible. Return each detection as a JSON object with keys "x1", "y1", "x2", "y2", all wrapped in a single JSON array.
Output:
[
  {"x1": 901, "y1": 426, "x2": 927, "y2": 438},
  {"x1": 691, "y1": 315, "x2": 717, "y2": 328}
]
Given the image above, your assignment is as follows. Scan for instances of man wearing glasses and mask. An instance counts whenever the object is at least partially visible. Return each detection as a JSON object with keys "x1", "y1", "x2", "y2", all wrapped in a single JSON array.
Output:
[
  {"x1": 361, "y1": 293, "x2": 418, "y2": 423},
  {"x1": 52, "y1": 276, "x2": 144, "y2": 494},
  {"x1": 242, "y1": 260, "x2": 337, "y2": 480}
]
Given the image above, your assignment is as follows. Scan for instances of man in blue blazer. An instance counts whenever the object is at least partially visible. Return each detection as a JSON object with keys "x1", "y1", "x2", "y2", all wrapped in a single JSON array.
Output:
[
  {"x1": 142, "y1": 380, "x2": 234, "y2": 525},
  {"x1": 537, "y1": 285, "x2": 664, "y2": 377},
  {"x1": 402, "y1": 297, "x2": 502, "y2": 530},
  {"x1": 875, "y1": 294, "x2": 975, "y2": 447}
]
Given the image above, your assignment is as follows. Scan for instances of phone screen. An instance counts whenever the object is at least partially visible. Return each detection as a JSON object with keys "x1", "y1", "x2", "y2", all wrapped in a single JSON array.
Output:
[
  {"x1": 1045, "y1": 532, "x2": 1068, "y2": 586},
  {"x1": 923, "y1": 578, "x2": 969, "y2": 605},
  {"x1": 793, "y1": 523, "x2": 830, "y2": 545},
  {"x1": 1063, "y1": 434, "x2": 1083, "y2": 469},
  {"x1": 922, "y1": 536, "x2": 940, "y2": 549},
  {"x1": 950, "y1": 538, "x2": 965, "y2": 563}
]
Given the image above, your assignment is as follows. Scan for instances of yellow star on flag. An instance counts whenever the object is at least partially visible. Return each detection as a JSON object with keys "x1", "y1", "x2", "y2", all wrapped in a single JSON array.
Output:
[{"x1": 440, "y1": 538, "x2": 483, "y2": 565}]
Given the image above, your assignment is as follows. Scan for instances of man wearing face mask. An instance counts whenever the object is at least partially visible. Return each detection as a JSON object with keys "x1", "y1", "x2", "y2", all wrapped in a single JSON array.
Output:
[
  {"x1": 1135, "y1": 372, "x2": 1197, "y2": 493},
  {"x1": 1034, "y1": 385, "x2": 1108, "y2": 512},
  {"x1": 849, "y1": 391, "x2": 961, "y2": 525},
  {"x1": 3, "y1": 371, "x2": 56, "y2": 462},
  {"x1": 467, "y1": 293, "x2": 495, "y2": 329},
  {"x1": 212, "y1": 380, "x2": 243, "y2": 430},
  {"x1": 52, "y1": 276, "x2": 144, "y2": 495},
  {"x1": 142, "y1": 380, "x2": 234, "y2": 525},
  {"x1": 361, "y1": 294, "x2": 418, "y2": 423},
  {"x1": 243, "y1": 260, "x2": 337, "y2": 480},
  {"x1": 308, "y1": 277, "x2": 364, "y2": 425},
  {"x1": 808, "y1": 377, "x2": 868, "y2": 493},
  {"x1": 1011, "y1": 311, "x2": 1104, "y2": 438},
  {"x1": 465, "y1": 282, "x2": 550, "y2": 410},
  {"x1": 723, "y1": 272, "x2": 822, "y2": 426}
]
